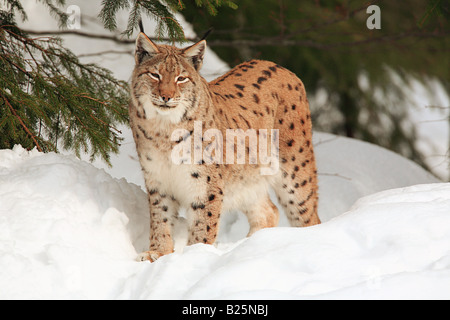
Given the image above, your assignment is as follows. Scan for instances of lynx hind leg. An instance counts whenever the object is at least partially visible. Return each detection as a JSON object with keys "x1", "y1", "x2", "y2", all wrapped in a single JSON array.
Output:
[
  {"x1": 245, "y1": 196, "x2": 280, "y2": 237},
  {"x1": 275, "y1": 161, "x2": 320, "y2": 228}
]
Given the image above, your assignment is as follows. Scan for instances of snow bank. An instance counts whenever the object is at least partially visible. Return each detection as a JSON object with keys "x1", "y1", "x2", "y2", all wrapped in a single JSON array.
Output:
[
  {"x1": 1, "y1": 135, "x2": 448, "y2": 300},
  {"x1": 169, "y1": 182, "x2": 450, "y2": 299},
  {"x1": 0, "y1": 146, "x2": 146, "y2": 299}
]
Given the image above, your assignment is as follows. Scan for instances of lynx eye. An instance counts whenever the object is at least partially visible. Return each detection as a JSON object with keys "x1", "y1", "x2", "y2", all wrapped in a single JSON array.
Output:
[
  {"x1": 176, "y1": 76, "x2": 189, "y2": 84},
  {"x1": 148, "y1": 72, "x2": 160, "y2": 81}
]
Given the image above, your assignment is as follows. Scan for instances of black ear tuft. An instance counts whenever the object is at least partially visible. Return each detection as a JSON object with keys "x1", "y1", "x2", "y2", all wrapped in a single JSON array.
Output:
[
  {"x1": 138, "y1": 19, "x2": 144, "y2": 33},
  {"x1": 200, "y1": 27, "x2": 213, "y2": 41}
]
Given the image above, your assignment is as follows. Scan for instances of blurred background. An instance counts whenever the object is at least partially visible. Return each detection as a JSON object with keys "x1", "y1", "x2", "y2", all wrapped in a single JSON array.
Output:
[
  {"x1": 182, "y1": 0, "x2": 449, "y2": 181},
  {"x1": 2, "y1": 0, "x2": 449, "y2": 181}
]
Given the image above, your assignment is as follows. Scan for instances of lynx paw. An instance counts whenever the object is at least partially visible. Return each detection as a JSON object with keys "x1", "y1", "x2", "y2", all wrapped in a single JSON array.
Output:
[{"x1": 136, "y1": 251, "x2": 163, "y2": 262}]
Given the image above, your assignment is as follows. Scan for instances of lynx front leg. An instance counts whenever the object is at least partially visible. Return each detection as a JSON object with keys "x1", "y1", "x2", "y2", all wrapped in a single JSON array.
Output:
[
  {"x1": 187, "y1": 187, "x2": 223, "y2": 246},
  {"x1": 137, "y1": 188, "x2": 179, "y2": 262}
]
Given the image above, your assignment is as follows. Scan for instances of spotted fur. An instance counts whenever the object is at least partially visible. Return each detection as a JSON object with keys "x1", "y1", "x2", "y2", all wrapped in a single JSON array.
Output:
[{"x1": 129, "y1": 32, "x2": 320, "y2": 262}]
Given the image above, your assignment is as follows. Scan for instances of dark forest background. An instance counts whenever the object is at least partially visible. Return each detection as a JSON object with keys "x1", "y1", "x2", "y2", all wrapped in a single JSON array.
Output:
[{"x1": 181, "y1": 0, "x2": 449, "y2": 176}]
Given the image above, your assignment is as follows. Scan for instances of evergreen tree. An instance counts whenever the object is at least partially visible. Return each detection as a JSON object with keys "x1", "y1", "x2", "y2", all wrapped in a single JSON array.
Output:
[
  {"x1": 99, "y1": 0, "x2": 236, "y2": 40},
  {"x1": 1, "y1": 1, "x2": 129, "y2": 164}
]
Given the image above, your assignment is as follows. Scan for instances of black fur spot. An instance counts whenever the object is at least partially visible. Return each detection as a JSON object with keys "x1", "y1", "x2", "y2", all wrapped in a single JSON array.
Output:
[
  {"x1": 191, "y1": 172, "x2": 200, "y2": 178},
  {"x1": 262, "y1": 70, "x2": 271, "y2": 77},
  {"x1": 299, "y1": 207, "x2": 308, "y2": 215},
  {"x1": 191, "y1": 202, "x2": 206, "y2": 210},
  {"x1": 138, "y1": 125, "x2": 153, "y2": 140},
  {"x1": 257, "y1": 77, "x2": 267, "y2": 84}
]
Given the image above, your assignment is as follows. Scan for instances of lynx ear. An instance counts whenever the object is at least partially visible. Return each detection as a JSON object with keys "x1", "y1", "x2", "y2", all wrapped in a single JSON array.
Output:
[
  {"x1": 135, "y1": 32, "x2": 160, "y2": 65},
  {"x1": 182, "y1": 40, "x2": 206, "y2": 71}
]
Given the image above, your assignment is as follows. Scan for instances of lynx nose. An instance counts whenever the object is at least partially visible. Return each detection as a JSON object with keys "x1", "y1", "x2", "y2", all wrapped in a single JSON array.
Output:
[{"x1": 161, "y1": 94, "x2": 171, "y2": 103}]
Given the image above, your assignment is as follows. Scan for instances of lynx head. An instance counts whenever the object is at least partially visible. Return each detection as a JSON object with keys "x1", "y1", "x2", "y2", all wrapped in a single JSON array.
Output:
[{"x1": 131, "y1": 32, "x2": 206, "y2": 123}]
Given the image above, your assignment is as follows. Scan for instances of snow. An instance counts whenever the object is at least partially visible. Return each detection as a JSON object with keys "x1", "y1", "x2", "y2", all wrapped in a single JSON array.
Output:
[{"x1": 1, "y1": 134, "x2": 449, "y2": 300}]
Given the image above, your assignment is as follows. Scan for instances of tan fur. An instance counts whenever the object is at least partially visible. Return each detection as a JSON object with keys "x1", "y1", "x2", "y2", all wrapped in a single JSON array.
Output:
[{"x1": 129, "y1": 33, "x2": 320, "y2": 262}]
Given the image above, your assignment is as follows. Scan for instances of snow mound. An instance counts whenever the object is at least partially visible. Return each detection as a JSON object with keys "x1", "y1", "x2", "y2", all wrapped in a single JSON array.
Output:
[
  {"x1": 173, "y1": 183, "x2": 450, "y2": 299},
  {"x1": 0, "y1": 146, "x2": 147, "y2": 299},
  {"x1": 313, "y1": 132, "x2": 440, "y2": 221},
  {"x1": 0, "y1": 139, "x2": 448, "y2": 299}
]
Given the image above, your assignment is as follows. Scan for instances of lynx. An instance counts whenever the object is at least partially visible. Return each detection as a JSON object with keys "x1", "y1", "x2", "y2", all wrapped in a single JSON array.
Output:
[{"x1": 129, "y1": 31, "x2": 320, "y2": 262}]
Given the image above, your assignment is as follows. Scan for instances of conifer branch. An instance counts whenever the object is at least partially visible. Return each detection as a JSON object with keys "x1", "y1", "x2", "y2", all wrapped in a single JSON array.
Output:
[
  {"x1": 0, "y1": 10, "x2": 129, "y2": 164},
  {"x1": 2, "y1": 94, "x2": 43, "y2": 152},
  {"x1": 21, "y1": 28, "x2": 449, "y2": 49}
]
